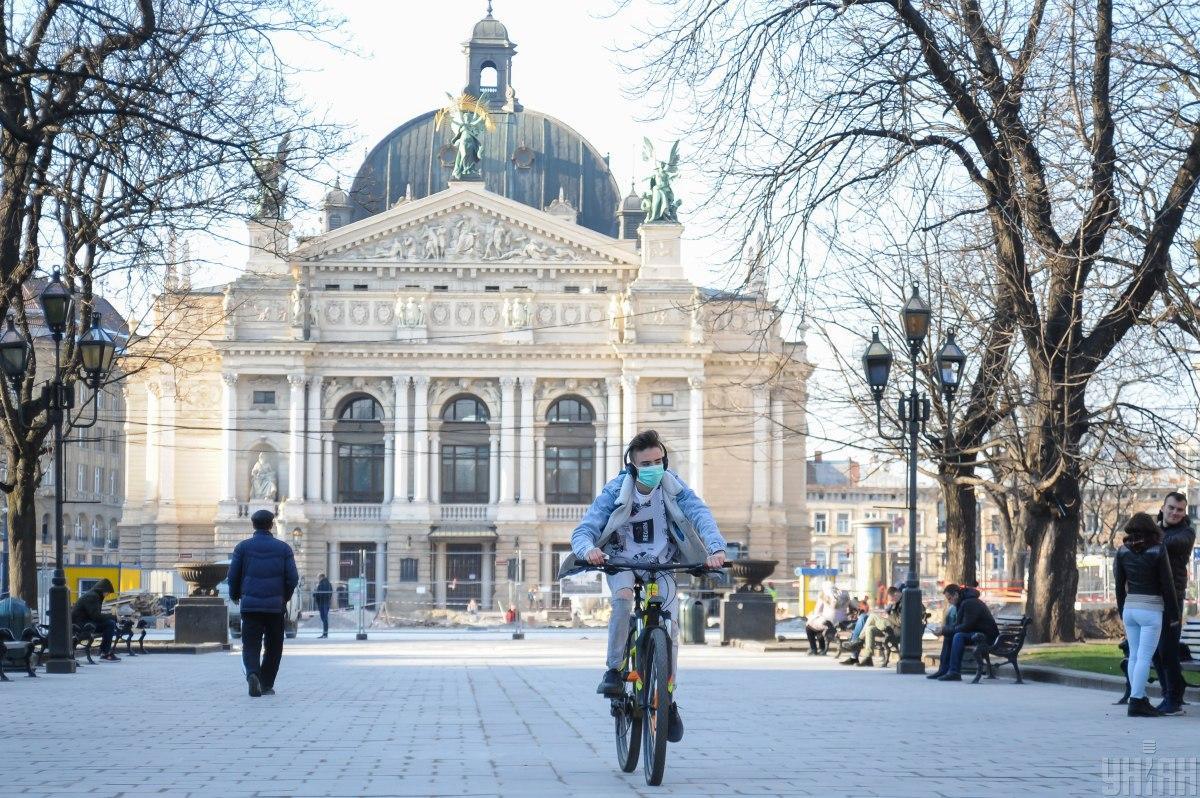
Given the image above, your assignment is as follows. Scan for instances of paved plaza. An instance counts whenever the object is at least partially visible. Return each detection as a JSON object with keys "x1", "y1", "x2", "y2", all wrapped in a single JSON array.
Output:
[{"x1": 3, "y1": 632, "x2": 1196, "y2": 797}]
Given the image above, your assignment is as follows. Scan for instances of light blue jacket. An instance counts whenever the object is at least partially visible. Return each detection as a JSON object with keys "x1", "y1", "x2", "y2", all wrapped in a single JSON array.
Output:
[{"x1": 558, "y1": 469, "x2": 726, "y2": 577}]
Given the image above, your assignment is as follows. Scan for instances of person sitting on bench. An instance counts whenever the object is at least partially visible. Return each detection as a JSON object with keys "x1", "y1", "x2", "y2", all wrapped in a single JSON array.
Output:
[
  {"x1": 71, "y1": 578, "x2": 120, "y2": 662},
  {"x1": 927, "y1": 583, "x2": 997, "y2": 681},
  {"x1": 841, "y1": 587, "x2": 901, "y2": 666},
  {"x1": 805, "y1": 584, "x2": 845, "y2": 656}
]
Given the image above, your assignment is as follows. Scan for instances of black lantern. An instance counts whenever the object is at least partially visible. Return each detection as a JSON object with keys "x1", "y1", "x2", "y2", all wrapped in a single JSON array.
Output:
[
  {"x1": 900, "y1": 282, "x2": 931, "y2": 350},
  {"x1": 78, "y1": 312, "x2": 116, "y2": 386},
  {"x1": 0, "y1": 316, "x2": 29, "y2": 382},
  {"x1": 39, "y1": 269, "x2": 73, "y2": 336},
  {"x1": 862, "y1": 326, "x2": 893, "y2": 403},
  {"x1": 935, "y1": 329, "x2": 967, "y2": 399}
]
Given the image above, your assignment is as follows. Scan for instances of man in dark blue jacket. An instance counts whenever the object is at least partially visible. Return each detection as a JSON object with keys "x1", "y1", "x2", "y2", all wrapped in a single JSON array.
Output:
[{"x1": 228, "y1": 509, "x2": 298, "y2": 697}]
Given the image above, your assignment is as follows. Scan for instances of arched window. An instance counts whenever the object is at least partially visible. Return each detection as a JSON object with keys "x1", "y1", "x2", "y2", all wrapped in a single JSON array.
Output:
[
  {"x1": 442, "y1": 395, "x2": 490, "y2": 423},
  {"x1": 479, "y1": 61, "x2": 498, "y2": 91},
  {"x1": 440, "y1": 394, "x2": 491, "y2": 504},
  {"x1": 335, "y1": 394, "x2": 385, "y2": 503},
  {"x1": 91, "y1": 519, "x2": 100, "y2": 546},
  {"x1": 545, "y1": 396, "x2": 596, "y2": 504}
]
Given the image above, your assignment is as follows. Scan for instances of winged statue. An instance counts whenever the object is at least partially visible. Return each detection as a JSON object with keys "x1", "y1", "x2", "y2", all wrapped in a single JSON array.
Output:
[
  {"x1": 641, "y1": 138, "x2": 683, "y2": 223},
  {"x1": 435, "y1": 93, "x2": 495, "y2": 180}
]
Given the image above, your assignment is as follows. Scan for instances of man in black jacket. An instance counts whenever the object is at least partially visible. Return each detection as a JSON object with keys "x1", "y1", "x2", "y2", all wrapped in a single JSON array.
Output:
[
  {"x1": 71, "y1": 578, "x2": 120, "y2": 662},
  {"x1": 1154, "y1": 492, "x2": 1196, "y2": 715},
  {"x1": 932, "y1": 584, "x2": 998, "y2": 681},
  {"x1": 312, "y1": 573, "x2": 333, "y2": 638}
]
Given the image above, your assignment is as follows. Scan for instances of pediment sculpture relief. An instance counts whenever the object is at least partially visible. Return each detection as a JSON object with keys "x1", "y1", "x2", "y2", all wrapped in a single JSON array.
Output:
[{"x1": 344, "y1": 210, "x2": 586, "y2": 263}]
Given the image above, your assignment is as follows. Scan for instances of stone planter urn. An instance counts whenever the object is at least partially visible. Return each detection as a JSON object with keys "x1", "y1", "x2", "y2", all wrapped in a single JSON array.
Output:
[
  {"x1": 173, "y1": 562, "x2": 230, "y2": 645},
  {"x1": 727, "y1": 558, "x2": 778, "y2": 594},
  {"x1": 176, "y1": 562, "x2": 229, "y2": 597},
  {"x1": 721, "y1": 558, "x2": 779, "y2": 643}
]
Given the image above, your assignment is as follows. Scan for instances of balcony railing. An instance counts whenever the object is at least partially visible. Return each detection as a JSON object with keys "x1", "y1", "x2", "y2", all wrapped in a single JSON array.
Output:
[
  {"x1": 333, "y1": 504, "x2": 383, "y2": 521},
  {"x1": 546, "y1": 504, "x2": 589, "y2": 522},
  {"x1": 439, "y1": 504, "x2": 490, "y2": 522}
]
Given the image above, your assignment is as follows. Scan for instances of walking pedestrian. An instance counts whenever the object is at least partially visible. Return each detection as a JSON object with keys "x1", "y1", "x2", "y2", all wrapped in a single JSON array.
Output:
[
  {"x1": 227, "y1": 509, "x2": 298, "y2": 698},
  {"x1": 1153, "y1": 492, "x2": 1195, "y2": 715},
  {"x1": 313, "y1": 573, "x2": 333, "y2": 638},
  {"x1": 1114, "y1": 512, "x2": 1179, "y2": 717}
]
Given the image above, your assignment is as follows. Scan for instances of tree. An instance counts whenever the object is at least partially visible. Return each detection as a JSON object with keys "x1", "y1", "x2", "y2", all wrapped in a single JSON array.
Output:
[
  {"x1": 0, "y1": 1, "x2": 343, "y2": 606},
  {"x1": 622, "y1": 0, "x2": 1200, "y2": 640}
]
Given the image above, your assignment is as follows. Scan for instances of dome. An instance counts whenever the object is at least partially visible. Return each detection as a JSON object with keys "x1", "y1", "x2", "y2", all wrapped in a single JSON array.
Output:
[
  {"x1": 324, "y1": 179, "x2": 348, "y2": 207},
  {"x1": 471, "y1": 14, "x2": 509, "y2": 43},
  {"x1": 347, "y1": 106, "x2": 622, "y2": 236},
  {"x1": 622, "y1": 187, "x2": 643, "y2": 212}
]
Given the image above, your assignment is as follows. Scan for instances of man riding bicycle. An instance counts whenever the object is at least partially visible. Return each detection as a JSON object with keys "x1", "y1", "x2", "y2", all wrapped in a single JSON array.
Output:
[{"x1": 558, "y1": 429, "x2": 727, "y2": 743}]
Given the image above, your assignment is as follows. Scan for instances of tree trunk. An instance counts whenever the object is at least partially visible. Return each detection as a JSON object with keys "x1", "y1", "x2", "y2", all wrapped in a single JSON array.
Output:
[
  {"x1": 940, "y1": 464, "x2": 978, "y2": 586},
  {"x1": 8, "y1": 463, "x2": 41, "y2": 608},
  {"x1": 1023, "y1": 474, "x2": 1083, "y2": 642}
]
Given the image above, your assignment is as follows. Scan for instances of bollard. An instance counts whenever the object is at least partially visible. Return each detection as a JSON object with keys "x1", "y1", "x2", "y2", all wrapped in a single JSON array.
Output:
[{"x1": 686, "y1": 599, "x2": 705, "y2": 645}]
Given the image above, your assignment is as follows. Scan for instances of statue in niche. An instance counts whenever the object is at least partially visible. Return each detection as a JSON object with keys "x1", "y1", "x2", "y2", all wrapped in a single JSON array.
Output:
[
  {"x1": 508, "y1": 297, "x2": 530, "y2": 329},
  {"x1": 434, "y1": 93, "x2": 494, "y2": 180},
  {"x1": 640, "y1": 138, "x2": 683, "y2": 223},
  {"x1": 402, "y1": 297, "x2": 425, "y2": 328},
  {"x1": 249, "y1": 452, "x2": 278, "y2": 501},
  {"x1": 608, "y1": 294, "x2": 621, "y2": 330},
  {"x1": 290, "y1": 283, "x2": 306, "y2": 326},
  {"x1": 222, "y1": 284, "x2": 234, "y2": 315}
]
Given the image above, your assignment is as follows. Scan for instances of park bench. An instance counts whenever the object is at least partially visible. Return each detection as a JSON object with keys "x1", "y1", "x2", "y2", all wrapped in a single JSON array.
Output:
[
  {"x1": 970, "y1": 615, "x2": 1031, "y2": 684},
  {"x1": 1117, "y1": 618, "x2": 1200, "y2": 704},
  {"x1": 867, "y1": 612, "x2": 931, "y2": 667},
  {"x1": 0, "y1": 627, "x2": 37, "y2": 679}
]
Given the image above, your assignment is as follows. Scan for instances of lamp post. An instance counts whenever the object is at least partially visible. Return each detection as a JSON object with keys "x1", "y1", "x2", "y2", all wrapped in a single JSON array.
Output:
[
  {"x1": 861, "y1": 283, "x2": 966, "y2": 675},
  {"x1": 290, "y1": 526, "x2": 304, "y2": 613},
  {"x1": 0, "y1": 270, "x2": 117, "y2": 674}
]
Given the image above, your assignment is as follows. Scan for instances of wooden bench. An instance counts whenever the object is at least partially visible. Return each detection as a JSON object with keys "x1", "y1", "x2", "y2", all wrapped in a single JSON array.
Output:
[
  {"x1": 971, "y1": 615, "x2": 1031, "y2": 684},
  {"x1": 1117, "y1": 618, "x2": 1200, "y2": 704}
]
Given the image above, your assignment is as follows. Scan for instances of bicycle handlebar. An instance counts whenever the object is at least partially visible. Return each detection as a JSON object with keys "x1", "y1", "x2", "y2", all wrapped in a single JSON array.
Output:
[{"x1": 575, "y1": 559, "x2": 733, "y2": 576}]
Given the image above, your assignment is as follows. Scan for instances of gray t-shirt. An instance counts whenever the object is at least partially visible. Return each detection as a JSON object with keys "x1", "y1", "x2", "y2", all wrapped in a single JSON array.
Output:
[{"x1": 610, "y1": 486, "x2": 675, "y2": 564}]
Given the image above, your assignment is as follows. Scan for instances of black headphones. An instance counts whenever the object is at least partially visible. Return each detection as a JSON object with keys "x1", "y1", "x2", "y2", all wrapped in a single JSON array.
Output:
[{"x1": 624, "y1": 435, "x2": 669, "y2": 478}]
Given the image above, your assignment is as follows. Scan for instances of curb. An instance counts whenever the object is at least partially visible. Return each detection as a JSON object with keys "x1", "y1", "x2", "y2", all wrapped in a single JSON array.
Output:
[
  {"x1": 139, "y1": 642, "x2": 230, "y2": 655},
  {"x1": 1016, "y1": 663, "x2": 1167, "y2": 699}
]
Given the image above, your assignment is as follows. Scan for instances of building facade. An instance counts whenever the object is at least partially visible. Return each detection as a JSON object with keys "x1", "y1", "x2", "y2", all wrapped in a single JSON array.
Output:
[{"x1": 118, "y1": 10, "x2": 811, "y2": 611}]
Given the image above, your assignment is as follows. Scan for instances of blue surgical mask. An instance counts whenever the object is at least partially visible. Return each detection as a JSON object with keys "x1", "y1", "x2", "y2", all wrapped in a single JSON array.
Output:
[{"x1": 636, "y1": 464, "x2": 665, "y2": 489}]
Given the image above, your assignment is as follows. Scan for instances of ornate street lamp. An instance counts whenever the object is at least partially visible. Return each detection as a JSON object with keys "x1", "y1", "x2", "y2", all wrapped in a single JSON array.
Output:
[
  {"x1": 9, "y1": 270, "x2": 119, "y2": 674},
  {"x1": 862, "y1": 283, "x2": 968, "y2": 676}
]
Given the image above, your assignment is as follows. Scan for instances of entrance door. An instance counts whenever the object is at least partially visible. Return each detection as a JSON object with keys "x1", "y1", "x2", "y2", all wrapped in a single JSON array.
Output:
[
  {"x1": 338, "y1": 542, "x2": 378, "y2": 608},
  {"x1": 446, "y1": 543, "x2": 483, "y2": 608}
]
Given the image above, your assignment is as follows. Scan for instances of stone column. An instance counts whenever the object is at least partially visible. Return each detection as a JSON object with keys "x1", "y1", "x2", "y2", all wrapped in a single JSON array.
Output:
[
  {"x1": 752, "y1": 387, "x2": 769, "y2": 506},
  {"x1": 688, "y1": 375, "x2": 705, "y2": 496},
  {"x1": 536, "y1": 435, "x2": 546, "y2": 503},
  {"x1": 221, "y1": 374, "x2": 237, "y2": 501},
  {"x1": 488, "y1": 432, "x2": 500, "y2": 503},
  {"x1": 605, "y1": 377, "x2": 622, "y2": 476},
  {"x1": 382, "y1": 438, "x2": 393, "y2": 503},
  {"x1": 287, "y1": 374, "x2": 305, "y2": 501},
  {"x1": 429, "y1": 430, "x2": 440, "y2": 502},
  {"x1": 771, "y1": 394, "x2": 784, "y2": 505},
  {"x1": 305, "y1": 377, "x2": 321, "y2": 500},
  {"x1": 413, "y1": 376, "x2": 429, "y2": 502},
  {"x1": 158, "y1": 381, "x2": 176, "y2": 504},
  {"x1": 499, "y1": 376, "x2": 516, "y2": 504},
  {"x1": 323, "y1": 438, "x2": 334, "y2": 503},
  {"x1": 621, "y1": 374, "x2": 639, "y2": 447},
  {"x1": 145, "y1": 383, "x2": 159, "y2": 501},
  {"x1": 519, "y1": 377, "x2": 535, "y2": 503},
  {"x1": 434, "y1": 542, "x2": 447, "y2": 608},
  {"x1": 594, "y1": 434, "x2": 606, "y2": 493},
  {"x1": 393, "y1": 376, "x2": 410, "y2": 502}
]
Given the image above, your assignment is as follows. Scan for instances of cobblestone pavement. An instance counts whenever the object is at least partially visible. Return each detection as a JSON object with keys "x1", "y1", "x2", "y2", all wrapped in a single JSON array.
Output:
[{"x1": 3, "y1": 631, "x2": 1195, "y2": 797}]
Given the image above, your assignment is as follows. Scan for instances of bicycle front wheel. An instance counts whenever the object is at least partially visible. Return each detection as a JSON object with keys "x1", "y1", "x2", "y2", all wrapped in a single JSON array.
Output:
[{"x1": 641, "y1": 627, "x2": 671, "y2": 786}]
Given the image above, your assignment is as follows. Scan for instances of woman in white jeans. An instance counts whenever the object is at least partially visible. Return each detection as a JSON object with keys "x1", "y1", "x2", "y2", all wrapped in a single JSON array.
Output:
[{"x1": 1113, "y1": 512, "x2": 1179, "y2": 717}]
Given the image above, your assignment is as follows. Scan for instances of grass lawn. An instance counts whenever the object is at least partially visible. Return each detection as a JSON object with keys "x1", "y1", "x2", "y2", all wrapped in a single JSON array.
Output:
[{"x1": 1022, "y1": 643, "x2": 1122, "y2": 677}]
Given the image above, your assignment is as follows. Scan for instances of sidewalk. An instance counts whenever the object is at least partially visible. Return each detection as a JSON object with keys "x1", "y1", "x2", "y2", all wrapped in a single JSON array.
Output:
[{"x1": 2, "y1": 633, "x2": 1194, "y2": 797}]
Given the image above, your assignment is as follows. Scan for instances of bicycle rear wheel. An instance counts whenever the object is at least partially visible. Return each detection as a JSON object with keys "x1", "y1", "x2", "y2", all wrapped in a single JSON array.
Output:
[
  {"x1": 641, "y1": 627, "x2": 671, "y2": 786},
  {"x1": 614, "y1": 688, "x2": 641, "y2": 772}
]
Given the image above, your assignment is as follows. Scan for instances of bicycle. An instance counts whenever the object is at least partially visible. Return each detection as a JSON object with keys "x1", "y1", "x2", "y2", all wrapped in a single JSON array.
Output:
[{"x1": 575, "y1": 558, "x2": 722, "y2": 786}]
